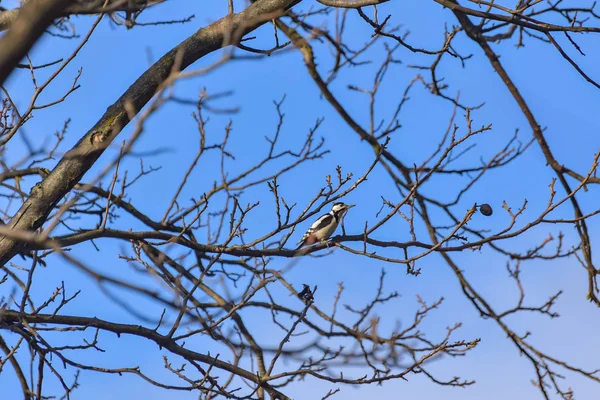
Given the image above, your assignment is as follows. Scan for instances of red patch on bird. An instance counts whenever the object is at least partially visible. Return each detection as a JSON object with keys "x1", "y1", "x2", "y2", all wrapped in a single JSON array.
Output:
[{"x1": 305, "y1": 235, "x2": 317, "y2": 246}]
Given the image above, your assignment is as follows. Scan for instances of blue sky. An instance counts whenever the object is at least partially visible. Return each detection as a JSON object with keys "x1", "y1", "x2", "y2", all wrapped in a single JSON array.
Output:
[{"x1": 1, "y1": 0, "x2": 600, "y2": 399}]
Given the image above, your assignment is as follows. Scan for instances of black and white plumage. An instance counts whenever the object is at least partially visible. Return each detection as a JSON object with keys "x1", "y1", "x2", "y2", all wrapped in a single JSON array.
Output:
[{"x1": 297, "y1": 202, "x2": 355, "y2": 248}]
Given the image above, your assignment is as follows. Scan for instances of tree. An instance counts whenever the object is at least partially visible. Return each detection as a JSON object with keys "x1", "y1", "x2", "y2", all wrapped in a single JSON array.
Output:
[{"x1": 0, "y1": 0, "x2": 599, "y2": 399}]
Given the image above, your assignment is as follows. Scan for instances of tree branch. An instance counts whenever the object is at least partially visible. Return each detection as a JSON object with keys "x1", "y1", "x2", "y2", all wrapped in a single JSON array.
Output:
[
  {"x1": 0, "y1": 0, "x2": 73, "y2": 85},
  {"x1": 0, "y1": 310, "x2": 291, "y2": 399},
  {"x1": 0, "y1": 0, "x2": 298, "y2": 265}
]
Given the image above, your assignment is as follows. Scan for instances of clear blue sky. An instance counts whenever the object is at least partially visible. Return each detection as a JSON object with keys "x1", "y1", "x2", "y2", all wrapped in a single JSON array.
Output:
[{"x1": 1, "y1": 0, "x2": 600, "y2": 399}]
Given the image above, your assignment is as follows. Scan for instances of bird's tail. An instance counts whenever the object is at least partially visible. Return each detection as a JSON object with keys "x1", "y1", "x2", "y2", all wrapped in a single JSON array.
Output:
[
  {"x1": 294, "y1": 235, "x2": 317, "y2": 255},
  {"x1": 295, "y1": 240, "x2": 306, "y2": 251}
]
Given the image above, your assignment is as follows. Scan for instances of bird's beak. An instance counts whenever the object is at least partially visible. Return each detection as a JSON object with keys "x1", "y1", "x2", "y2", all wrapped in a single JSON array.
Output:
[{"x1": 346, "y1": 204, "x2": 356, "y2": 209}]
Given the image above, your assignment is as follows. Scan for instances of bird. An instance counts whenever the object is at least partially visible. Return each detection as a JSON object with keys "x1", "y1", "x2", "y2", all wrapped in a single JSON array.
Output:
[{"x1": 296, "y1": 202, "x2": 355, "y2": 249}]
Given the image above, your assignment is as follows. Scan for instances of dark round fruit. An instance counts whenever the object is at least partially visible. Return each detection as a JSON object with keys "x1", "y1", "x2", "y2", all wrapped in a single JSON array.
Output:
[{"x1": 479, "y1": 203, "x2": 493, "y2": 216}]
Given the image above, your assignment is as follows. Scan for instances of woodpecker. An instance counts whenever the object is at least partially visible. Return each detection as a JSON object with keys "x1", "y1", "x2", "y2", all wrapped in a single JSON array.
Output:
[{"x1": 297, "y1": 202, "x2": 355, "y2": 248}]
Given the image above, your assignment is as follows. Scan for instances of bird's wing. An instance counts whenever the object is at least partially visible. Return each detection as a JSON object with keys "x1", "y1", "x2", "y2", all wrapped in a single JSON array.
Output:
[{"x1": 298, "y1": 213, "x2": 333, "y2": 244}]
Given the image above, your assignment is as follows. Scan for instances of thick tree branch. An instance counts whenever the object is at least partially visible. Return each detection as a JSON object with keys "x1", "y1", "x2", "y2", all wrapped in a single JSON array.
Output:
[
  {"x1": 0, "y1": 1, "x2": 164, "y2": 32},
  {"x1": 316, "y1": 0, "x2": 389, "y2": 8},
  {"x1": 0, "y1": 0, "x2": 298, "y2": 266}
]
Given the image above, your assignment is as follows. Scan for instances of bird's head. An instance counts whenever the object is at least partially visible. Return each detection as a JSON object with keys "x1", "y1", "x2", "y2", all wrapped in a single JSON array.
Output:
[{"x1": 331, "y1": 202, "x2": 355, "y2": 217}]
